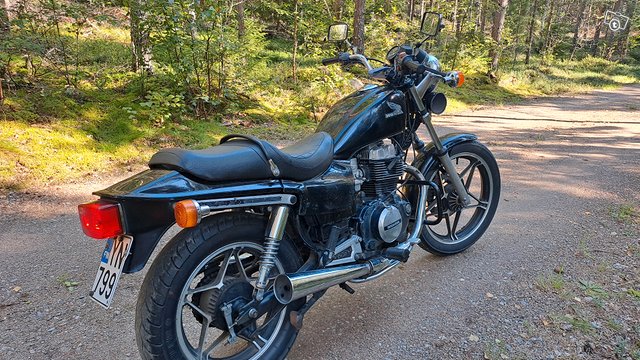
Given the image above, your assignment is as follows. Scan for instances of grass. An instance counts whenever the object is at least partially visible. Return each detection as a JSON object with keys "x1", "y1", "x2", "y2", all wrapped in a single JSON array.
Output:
[
  {"x1": 535, "y1": 273, "x2": 565, "y2": 292},
  {"x1": 610, "y1": 204, "x2": 639, "y2": 224},
  {"x1": 1, "y1": 21, "x2": 639, "y2": 190}
]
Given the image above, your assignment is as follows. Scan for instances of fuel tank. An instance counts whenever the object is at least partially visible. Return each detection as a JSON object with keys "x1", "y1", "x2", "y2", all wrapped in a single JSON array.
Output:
[{"x1": 316, "y1": 85, "x2": 407, "y2": 159}]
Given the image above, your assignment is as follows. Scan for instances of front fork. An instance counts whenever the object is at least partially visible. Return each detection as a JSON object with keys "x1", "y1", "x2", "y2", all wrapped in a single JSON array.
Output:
[{"x1": 408, "y1": 86, "x2": 471, "y2": 206}]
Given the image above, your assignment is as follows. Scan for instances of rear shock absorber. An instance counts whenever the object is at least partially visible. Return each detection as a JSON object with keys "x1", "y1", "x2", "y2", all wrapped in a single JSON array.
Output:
[{"x1": 254, "y1": 205, "x2": 290, "y2": 301}]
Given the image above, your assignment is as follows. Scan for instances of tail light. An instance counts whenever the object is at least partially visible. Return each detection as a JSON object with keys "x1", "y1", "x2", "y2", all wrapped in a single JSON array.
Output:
[{"x1": 78, "y1": 200, "x2": 124, "y2": 239}]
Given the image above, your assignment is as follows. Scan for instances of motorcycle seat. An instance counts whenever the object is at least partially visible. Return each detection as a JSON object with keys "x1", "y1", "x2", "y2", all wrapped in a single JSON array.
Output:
[{"x1": 148, "y1": 132, "x2": 334, "y2": 182}]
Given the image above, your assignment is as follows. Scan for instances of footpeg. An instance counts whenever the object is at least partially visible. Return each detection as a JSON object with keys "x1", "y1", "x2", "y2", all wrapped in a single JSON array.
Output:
[
  {"x1": 339, "y1": 282, "x2": 355, "y2": 294},
  {"x1": 383, "y1": 247, "x2": 410, "y2": 262}
]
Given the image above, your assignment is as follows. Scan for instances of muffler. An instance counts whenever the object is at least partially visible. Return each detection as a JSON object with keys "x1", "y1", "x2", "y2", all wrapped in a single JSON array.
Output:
[{"x1": 273, "y1": 257, "x2": 393, "y2": 304}]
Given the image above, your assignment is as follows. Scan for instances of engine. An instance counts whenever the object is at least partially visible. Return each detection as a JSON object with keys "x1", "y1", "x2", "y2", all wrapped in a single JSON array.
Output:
[{"x1": 352, "y1": 141, "x2": 411, "y2": 250}]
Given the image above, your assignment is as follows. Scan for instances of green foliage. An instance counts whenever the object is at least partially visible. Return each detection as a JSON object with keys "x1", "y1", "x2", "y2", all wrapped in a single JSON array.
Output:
[
  {"x1": 0, "y1": 0, "x2": 638, "y2": 189},
  {"x1": 139, "y1": 90, "x2": 186, "y2": 126}
]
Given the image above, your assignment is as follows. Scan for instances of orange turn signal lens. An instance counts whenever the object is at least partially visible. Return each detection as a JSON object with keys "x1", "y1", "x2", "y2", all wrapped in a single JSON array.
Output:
[
  {"x1": 456, "y1": 71, "x2": 465, "y2": 87},
  {"x1": 174, "y1": 200, "x2": 199, "y2": 228}
]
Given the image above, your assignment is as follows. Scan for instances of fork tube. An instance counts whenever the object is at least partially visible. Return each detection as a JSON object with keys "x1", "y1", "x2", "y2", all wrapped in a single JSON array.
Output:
[
  {"x1": 254, "y1": 205, "x2": 290, "y2": 301},
  {"x1": 409, "y1": 86, "x2": 470, "y2": 206}
]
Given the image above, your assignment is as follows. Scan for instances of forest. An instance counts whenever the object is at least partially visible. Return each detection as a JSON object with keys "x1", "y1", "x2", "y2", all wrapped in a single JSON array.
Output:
[{"x1": 0, "y1": 0, "x2": 638, "y2": 188}]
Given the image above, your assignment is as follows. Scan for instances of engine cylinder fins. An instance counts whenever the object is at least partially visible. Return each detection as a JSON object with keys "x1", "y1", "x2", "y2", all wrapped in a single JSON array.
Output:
[{"x1": 360, "y1": 158, "x2": 405, "y2": 198}]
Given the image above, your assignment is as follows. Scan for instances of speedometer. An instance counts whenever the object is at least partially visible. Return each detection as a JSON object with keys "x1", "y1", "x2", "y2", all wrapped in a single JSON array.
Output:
[{"x1": 386, "y1": 46, "x2": 400, "y2": 62}]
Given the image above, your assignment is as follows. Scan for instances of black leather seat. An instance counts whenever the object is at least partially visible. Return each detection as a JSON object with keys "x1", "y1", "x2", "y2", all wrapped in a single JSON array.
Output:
[{"x1": 149, "y1": 132, "x2": 334, "y2": 182}]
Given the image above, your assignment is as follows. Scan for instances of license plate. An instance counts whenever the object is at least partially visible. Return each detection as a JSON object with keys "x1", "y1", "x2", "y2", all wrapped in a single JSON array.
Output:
[{"x1": 89, "y1": 235, "x2": 133, "y2": 309}]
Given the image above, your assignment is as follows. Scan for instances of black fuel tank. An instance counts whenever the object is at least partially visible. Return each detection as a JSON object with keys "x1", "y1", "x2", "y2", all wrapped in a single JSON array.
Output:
[{"x1": 316, "y1": 85, "x2": 407, "y2": 159}]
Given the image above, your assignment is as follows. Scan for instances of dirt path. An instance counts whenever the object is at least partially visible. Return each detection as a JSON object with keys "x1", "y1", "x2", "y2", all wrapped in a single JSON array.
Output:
[{"x1": 1, "y1": 86, "x2": 639, "y2": 359}]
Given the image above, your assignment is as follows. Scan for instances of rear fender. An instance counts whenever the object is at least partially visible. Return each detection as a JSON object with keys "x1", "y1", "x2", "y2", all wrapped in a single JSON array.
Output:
[{"x1": 94, "y1": 169, "x2": 301, "y2": 273}]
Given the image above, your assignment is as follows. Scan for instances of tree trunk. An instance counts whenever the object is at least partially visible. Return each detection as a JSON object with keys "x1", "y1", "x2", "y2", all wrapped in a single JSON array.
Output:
[
  {"x1": 616, "y1": 0, "x2": 637, "y2": 58},
  {"x1": 353, "y1": 0, "x2": 366, "y2": 54},
  {"x1": 525, "y1": 0, "x2": 539, "y2": 64},
  {"x1": 333, "y1": 0, "x2": 345, "y2": 20},
  {"x1": 604, "y1": 0, "x2": 624, "y2": 59},
  {"x1": 591, "y1": 5, "x2": 603, "y2": 56},
  {"x1": 130, "y1": 0, "x2": 153, "y2": 74},
  {"x1": 0, "y1": 0, "x2": 11, "y2": 32},
  {"x1": 452, "y1": 0, "x2": 458, "y2": 31},
  {"x1": 489, "y1": 0, "x2": 509, "y2": 72},
  {"x1": 540, "y1": 0, "x2": 555, "y2": 56},
  {"x1": 236, "y1": 0, "x2": 245, "y2": 38},
  {"x1": 570, "y1": 0, "x2": 588, "y2": 60},
  {"x1": 408, "y1": 0, "x2": 415, "y2": 21},
  {"x1": 292, "y1": 0, "x2": 298, "y2": 82},
  {"x1": 480, "y1": 0, "x2": 487, "y2": 33}
]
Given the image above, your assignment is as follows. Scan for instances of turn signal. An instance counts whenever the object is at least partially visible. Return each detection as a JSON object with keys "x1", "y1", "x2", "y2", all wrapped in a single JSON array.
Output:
[
  {"x1": 455, "y1": 71, "x2": 465, "y2": 87},
  {"x1": 78, "y1": 200, "x2": 124, "y2": 239},
  {"x1": 174, "y1": 200, "x2": 200, "y2": 228}
]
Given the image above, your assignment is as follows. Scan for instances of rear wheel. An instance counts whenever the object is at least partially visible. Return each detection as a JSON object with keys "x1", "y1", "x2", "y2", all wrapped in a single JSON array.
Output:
[
  {"x1": 418, "y1": 141, "x2": 501, "y2": 255},
  {"x1": 135, "y1": 213, "x2": 302, "y2": 360}
]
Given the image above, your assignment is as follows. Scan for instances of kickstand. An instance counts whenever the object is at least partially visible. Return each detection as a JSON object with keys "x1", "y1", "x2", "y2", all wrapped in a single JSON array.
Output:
[
  {"x1": 339, "y1": 282, "x2": 355, "y2": 294},
  {"x1": 290, "y1": 290, "x2": 326, "y2": 330}
]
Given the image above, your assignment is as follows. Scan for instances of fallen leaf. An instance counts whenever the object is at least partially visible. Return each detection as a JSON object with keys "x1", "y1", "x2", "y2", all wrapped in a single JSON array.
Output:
[
  {"x1": 486, "y1": 292, "x2": 494, "y2": 299},
  {"x1": 12, "y1": 286, "x2": 21, "y2": 292}
]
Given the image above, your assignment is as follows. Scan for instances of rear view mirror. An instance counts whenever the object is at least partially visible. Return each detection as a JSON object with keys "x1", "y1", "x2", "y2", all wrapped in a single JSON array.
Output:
[
  {"x1": 327, "y1": 23, "x2": 348, "y2": 42},
  {"x1": 420, "y1": 12, "x2": 444, "y2": 36}
]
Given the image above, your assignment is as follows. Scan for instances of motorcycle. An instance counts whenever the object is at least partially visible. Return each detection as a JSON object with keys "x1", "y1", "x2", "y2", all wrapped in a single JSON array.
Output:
[{"x1": 78, "y1": 12, "x2": 500, "y2": 360}]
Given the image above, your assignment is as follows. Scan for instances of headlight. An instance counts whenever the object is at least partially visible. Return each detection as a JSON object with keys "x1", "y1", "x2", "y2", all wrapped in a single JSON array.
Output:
[{"x1": 425, "y1": 55, "x2": 441, "y2": 72}]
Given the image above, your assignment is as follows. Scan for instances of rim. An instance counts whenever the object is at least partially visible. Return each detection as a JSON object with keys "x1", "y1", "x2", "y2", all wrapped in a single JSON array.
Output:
[
  {"x1": 424, "y1": 151, "x2": 494, "y2": 245},
  {"x1": 175, "y1": 242, "x2": 286, "y2": 360}
]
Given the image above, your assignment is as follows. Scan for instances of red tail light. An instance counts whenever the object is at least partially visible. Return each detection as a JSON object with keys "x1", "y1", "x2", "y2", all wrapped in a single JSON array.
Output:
[{"x1": 78, "y1": 200, "x2": 124, "y2": 239}]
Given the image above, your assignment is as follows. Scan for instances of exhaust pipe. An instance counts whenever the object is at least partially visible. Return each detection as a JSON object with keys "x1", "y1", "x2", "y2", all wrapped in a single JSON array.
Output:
[{"x1": 274, "y1": 257, "x2": 394, "y2": 304}]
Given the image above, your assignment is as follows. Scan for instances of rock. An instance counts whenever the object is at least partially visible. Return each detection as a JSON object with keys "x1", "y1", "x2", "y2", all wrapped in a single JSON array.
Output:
[
  {"x1": 612, "y1": 263, "x2": 626, "y2": 270},
  {"x1": 486, "y1": 292, "x2": 495, "y2": 299},
  {"x1": 469, "y1": 335, "x2": 480, "y2": 342}
]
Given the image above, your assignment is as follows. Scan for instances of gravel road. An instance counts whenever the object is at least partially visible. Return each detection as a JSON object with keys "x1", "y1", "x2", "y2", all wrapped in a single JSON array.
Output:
[{"x1": 1, "y1": 85, "x2": 639, "y2": 359}]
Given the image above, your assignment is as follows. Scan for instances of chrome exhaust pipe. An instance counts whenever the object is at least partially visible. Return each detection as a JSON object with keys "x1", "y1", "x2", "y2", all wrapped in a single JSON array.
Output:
[{"x1": 274, "y1": 257, "x2": 393, "y2": 304}]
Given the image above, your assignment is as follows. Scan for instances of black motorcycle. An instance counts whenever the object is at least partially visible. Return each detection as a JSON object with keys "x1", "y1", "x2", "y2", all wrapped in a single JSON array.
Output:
[{"x1": 78, "y1": 12, "x2": 500, "y2": 360}]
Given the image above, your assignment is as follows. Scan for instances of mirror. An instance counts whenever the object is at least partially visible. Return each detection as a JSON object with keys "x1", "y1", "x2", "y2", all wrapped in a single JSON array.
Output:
[
  {"x1": 420, "y1": 12, "x2": 444, "y2": 36},
  {"x1": 327, "y1": 23, "x2": 348, "y2": 42}
]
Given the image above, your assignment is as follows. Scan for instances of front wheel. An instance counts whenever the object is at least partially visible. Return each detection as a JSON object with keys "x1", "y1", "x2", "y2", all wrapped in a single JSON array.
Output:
[
  {"x1": 418, "y1": 141, "x2": 501, "y2": 255},
  {"x1": 135, "y1": 213, "x2": 302, "y2": 360}
]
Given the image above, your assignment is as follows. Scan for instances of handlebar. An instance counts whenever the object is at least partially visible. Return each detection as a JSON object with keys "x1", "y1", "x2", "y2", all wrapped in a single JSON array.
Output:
[
  {"x1": 321, "y1": 53, "x2": 374, "y2": 72},
  {"x1": 321, "y1": 57, "x2": 341, "y2": 66},
  {"x1": 400, "y1": 55, "x2": 462, "y2": 88},
  {"x1": 400, "y1": 57, "x2": 426, "y2": 74},
  {"x1": 322, "y1": 51, "x2": 462, "y2": 89}
]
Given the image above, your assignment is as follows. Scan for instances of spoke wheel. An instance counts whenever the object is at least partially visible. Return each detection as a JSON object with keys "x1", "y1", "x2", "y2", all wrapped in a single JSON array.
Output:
[
  {"x1": 177, "y1": 242, "x2": 284, "y2": 360},
  {"x1": 136, "y1": 213, "x2": 302, "y2": 360},
  {"x1": 418, "y1": 141, "x2": 500, "y2": 255}
]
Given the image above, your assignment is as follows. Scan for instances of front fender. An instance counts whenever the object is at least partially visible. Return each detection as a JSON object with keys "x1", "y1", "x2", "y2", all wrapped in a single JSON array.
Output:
[
  {"x1": 411, "y1": 133, "x2": 478, "y2": 173},
  {"x1": 405, "y1": 133, "x2": 477, "y2": 220}
]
